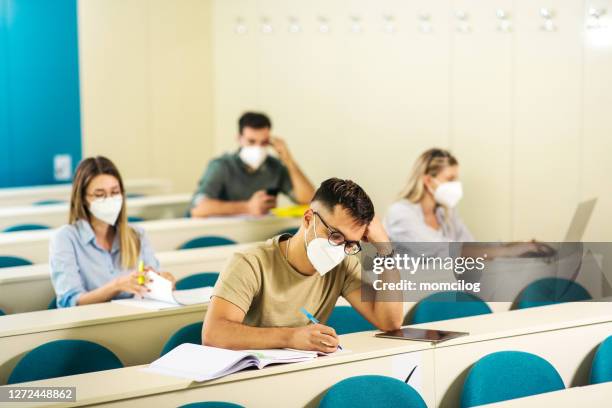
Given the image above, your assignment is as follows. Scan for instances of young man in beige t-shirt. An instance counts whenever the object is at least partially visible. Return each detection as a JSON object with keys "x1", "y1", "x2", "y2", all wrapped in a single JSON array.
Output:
[{"x1": 203, "y1": 178, "x2": 403, "y2": 353}]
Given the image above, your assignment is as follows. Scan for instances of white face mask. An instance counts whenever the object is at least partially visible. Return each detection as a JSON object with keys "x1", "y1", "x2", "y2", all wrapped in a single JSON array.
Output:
[
  {"x1": 304, "y1": 215, "x2": 346, "y2": 276},
  {"x1": 433, "y1": 180, "x2": 463, "y2": 208},
  {"x1": 89, "y1": 195, "x2": 123, "y2": 226},
  {"x1": 239, "y1": 145, "x2": 267, "y2": 170}
]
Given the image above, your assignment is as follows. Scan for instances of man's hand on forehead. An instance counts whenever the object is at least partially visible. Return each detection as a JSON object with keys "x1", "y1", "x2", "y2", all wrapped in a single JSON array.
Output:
[
  {"x1": 363, "y1": 216, "x2": 387, "y2": 242},
  {"x1": 311, "y1": 204, "x2": 367, "y2": 242}
]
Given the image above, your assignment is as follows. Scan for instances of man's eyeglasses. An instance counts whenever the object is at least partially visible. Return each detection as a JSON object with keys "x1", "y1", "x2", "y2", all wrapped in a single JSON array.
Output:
[{"x1": 313, "y1": 211, "x2": 362, "y2": 255}]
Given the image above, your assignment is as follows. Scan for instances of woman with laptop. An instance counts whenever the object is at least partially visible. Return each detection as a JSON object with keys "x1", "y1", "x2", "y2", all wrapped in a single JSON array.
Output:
[
  {"x1": 49, "y1": 156, "x2": 175, "y2": 308},
  {"x1": 384, "y1": 148, "x2": 550, "y2": 258}
]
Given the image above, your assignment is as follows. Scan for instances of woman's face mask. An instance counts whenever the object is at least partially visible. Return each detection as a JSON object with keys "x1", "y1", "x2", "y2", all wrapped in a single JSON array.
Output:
[
  {"x1": 304, "y1": 215, "x2": 346, "y2": 276},
  {"x1": 89, "y1": 195, "x2": 123, "y2": 226},
  {"x1": 432, "y1": 180, "x2": 463, "y2": 208}
]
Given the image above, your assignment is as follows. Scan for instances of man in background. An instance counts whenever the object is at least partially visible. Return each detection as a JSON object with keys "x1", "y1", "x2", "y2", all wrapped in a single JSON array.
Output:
[{"x1": 190, "y1": 112, "x2": 314, "y2": 217}]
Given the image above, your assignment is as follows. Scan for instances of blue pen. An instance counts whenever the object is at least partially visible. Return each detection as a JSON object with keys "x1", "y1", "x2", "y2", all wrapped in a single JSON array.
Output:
[
  {"x1": 300, "y1": 307, "x2": 342, "y2": 351},
  {"x1": 300, "y1": 307, "x2": 320, "y2": 324}
]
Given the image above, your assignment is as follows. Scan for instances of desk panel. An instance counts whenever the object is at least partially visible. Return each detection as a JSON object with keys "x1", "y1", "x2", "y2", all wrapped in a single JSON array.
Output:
[{"x1": 0, "y1": 304, "x2": 207, "y2": 385}]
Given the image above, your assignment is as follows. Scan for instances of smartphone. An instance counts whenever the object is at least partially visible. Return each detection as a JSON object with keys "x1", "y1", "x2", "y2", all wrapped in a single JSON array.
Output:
[{"x1": 266, "y1": 187, "x2": 280, "y2": 196}]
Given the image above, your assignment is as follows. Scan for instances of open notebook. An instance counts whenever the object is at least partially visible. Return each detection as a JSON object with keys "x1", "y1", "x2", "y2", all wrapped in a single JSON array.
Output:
[
  {"x1": 112, "y1": 271, "x2": 213, "y2": 310},
  {"x1": 144, "y1": 343, "x2": 340, "y2": 382}
]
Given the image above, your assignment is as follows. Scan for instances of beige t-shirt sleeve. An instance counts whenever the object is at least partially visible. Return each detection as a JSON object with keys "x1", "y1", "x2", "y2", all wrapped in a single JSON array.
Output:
[
  {"x1": 212, "y1": 252, "x2": 262, "y2": 314},
  {"x1": 341, "y1": 256, "x2": 363, "y2": 298}
]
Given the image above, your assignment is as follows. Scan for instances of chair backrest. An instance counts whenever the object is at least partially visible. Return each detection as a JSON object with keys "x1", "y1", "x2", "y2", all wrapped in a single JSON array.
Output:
[
  {"x1": 410, "y1": 291, "x2": 492, "y2": 324},
  {"x1": 3, "y1": 223, "x2": 50, "y2": 233},
  {"x1": 33, "y1": 199, "x2": 65, "y2": 206},
  {"x1": 277, "y1": 227, "x2": 299, "y2": 236},
  {"x1": 176, "y1": 273, "x2": 219, "y2": 290},
  {"x1": 0, "y1": 256, "x2": 32, "y2": 268},
  {"x1": 178, "y1": 236, "x2": 236, "y2": 250},
  {"x1": 0, "y1": 308, "x2": 5, "y2": 316},
  {"x1": 319, "y1": 375, "x2": 427, "y2": 408},
  {"x1": 460, "y1": 350, "x2": 564, "y2": 407},
  {"x1": 127, "y1": 216, "x2": 145, "y2": 223},
  {"x1": 178, "y1": 402, "x2": 245, "y2": 408},
  {"x1": 516, "y1": 277, "x2": 591, "y2": 309},
  {"x1": 326, "y1": 306, "x2": 375, "y2": 335},
  {"x1": 590, "y1": 335, "x2": 612, "y2": 384},
  {"x1": 48, "y1": 297, "x2": 57, "y2": 310},
  {"x1": 8, "y1": 339, "x2": 123, "y2": 384},
  {"x1": 161, "y1": 322, "x2": 204, "y2": 356}
]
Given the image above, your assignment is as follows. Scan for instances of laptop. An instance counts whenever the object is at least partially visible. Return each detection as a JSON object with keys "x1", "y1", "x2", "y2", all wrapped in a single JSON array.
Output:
[{"x1": 564, "y1": 198, "x2": 597, "y2": 242}]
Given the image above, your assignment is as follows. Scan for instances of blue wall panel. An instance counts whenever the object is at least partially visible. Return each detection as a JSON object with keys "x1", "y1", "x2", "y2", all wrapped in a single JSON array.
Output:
[
  {"x1": 1, "y1": 0, "x2": 81, "y2": 188},
  {"x1": 0, "y1": 0, "x2": 11, "y2": 187}
]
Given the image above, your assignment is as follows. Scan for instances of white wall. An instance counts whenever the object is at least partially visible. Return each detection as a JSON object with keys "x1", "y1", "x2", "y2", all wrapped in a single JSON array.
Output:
[
  {"x1": 78, "y1": 0, "x2": 214, "y2": 193},
  {"x1": 76, "y1": 0, "x2": 612, "y2": 241},
  {"x1": 211, "y1": 0, "x2": 612, "y2": 242}
]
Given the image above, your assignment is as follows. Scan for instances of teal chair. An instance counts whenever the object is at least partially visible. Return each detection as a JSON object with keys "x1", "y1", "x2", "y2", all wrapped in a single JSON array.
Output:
[
  {"x1": 48, "y1": 298, "x2": 57, "y2": 310},
  {"x1": 33, "y1": 199, "x2": 65, "y2": 206},
  {"x1": 319, "y1": 375, "x2": 427, "y2": 408},
  {"x1": 516, "y1": 277, "x2": 591, "y2": 309},
  {"x1": 178, "y1": 236, "x2": 236, "y2": 250},
  {"x1": 161, "y1": 322, "x2": 203, "y2": 356},
  {"x1": 326, "y1": 306, "x2": 375, "y2": 335},
  {"x1": 590, "y1": 335, "x2": 612, "y2": 384},
  {"x1": 277, "y1": 227, "x2": 299, "y2": 236},
  {"x1": 410, "y1": 291, "x2": 492, "y2": 324},
  {"x1": 178, "y1": 402, "x2": 244, "y2": 408},
  {"x1": 176, "y1": 273, "x2": 219, "y2": 290},
  {"x1": 126, "y1": 193, "x2": 144, "y2": 199},
  {"x1": 3, "y1": 224, "x2": 50, "y2": 233},
  {"x1": 127, "y1": 216, "x2": 145, "y2": 223},
  {"x1": 460, "y1": 351, "x2": 564, "y2": 407},
  {"x1": 7, "y1": 339, "x2": 123, "y2": 384},
  {"x1": 0, "y1": 256, "x2": 32, "y2": 268},
  {"x1": 0, "y1": 309, "x2": 5, "y2": 316}
]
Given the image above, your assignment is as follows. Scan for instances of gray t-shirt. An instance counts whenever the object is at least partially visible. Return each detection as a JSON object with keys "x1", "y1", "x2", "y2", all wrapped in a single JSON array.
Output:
[
  {"x1": 190, "y1": 150, "x2": 294, "y2": 208},
  {"x1": 384, "y1": 199, "x2": 474, "y2": 243}
]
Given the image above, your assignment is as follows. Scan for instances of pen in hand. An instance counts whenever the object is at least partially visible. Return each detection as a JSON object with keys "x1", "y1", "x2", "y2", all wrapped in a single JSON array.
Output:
[
  {"x1": 300, "y1": 307, "x2": 343, "y2": 351},
  {"x1": 137, "y1": 260, "x2": 146, "y2": 286}
]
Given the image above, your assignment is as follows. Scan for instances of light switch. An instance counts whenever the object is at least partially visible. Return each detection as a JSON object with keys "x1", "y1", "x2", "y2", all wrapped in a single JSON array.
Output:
[{"x1": 54, "y1": 154, "x2": 72, "y2": 181}]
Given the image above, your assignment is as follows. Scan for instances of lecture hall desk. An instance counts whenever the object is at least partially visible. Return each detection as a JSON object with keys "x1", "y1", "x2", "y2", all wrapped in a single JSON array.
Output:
[
  {"x1": 0, "y1": 243, "x2": 255, "y2": 314},
  {"x1": 1, "y1": 301, "x2": 610, "y2": 408},
  {"x1": 0, "y1": 215, "x2": 300, "y2": 263}
]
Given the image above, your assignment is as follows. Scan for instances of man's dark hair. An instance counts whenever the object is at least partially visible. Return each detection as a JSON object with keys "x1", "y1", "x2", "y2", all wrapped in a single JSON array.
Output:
[
  {"x1": 312, "y1": 178, "x2": 375, "y2": 226},
  {"x1": 238, "y1": 112, "x2": 272, "y2": 134}
]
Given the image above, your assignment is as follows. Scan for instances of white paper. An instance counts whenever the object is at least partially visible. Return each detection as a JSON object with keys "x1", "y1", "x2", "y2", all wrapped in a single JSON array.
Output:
[
  {"x1": 111, "y1": 272, "x2": 213, "y2": 310},
  {"x1": 172, "y1": 287, "x2": 214, "y2": 305},
  {"x1": 144, "y1": 271, "x2": 176, "y2": 304},
  {"x1": 144, "y1": 343, "x2": 251, "y2": 381},
  {"x1": 111, "y1": 298, "x2": 179, "y2": 310}
]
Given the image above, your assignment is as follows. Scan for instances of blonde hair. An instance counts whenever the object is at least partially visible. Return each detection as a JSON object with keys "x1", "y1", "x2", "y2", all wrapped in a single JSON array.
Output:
[
  {"x1": 69, "y1": 156, "x2": 140, "y2": 269},
  {"x1": 401, "y1": 148, "x2": 458, "y2": 203}
]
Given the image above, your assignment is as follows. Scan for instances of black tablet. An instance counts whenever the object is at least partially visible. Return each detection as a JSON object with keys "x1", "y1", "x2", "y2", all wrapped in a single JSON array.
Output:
[{"x1": 375, "y1": 328, "x2": 469, "y2": 343}]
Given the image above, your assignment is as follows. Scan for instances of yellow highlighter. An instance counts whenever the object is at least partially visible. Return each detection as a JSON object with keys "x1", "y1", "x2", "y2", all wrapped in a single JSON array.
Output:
[{"x1": 137, "y1": 260, "x2": 145, "y2": 285}]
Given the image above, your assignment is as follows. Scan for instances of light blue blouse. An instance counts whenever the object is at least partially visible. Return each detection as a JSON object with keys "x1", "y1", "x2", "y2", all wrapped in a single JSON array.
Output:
[
  {"x1": 384, "y1": 199, "x2": 474, "y2": 258},
  {"x1": 49, "y1": 219, "x2": 160, "y2": 308}
]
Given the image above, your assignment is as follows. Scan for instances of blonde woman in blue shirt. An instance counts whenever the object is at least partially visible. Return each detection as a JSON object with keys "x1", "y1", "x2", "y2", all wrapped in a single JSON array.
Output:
[
  {"x1": 385, "y1": 148, "x2": 549, "y2": 258},
  {"x1": 50, "y1": 156, "x2": 175, "y2": 308}
]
